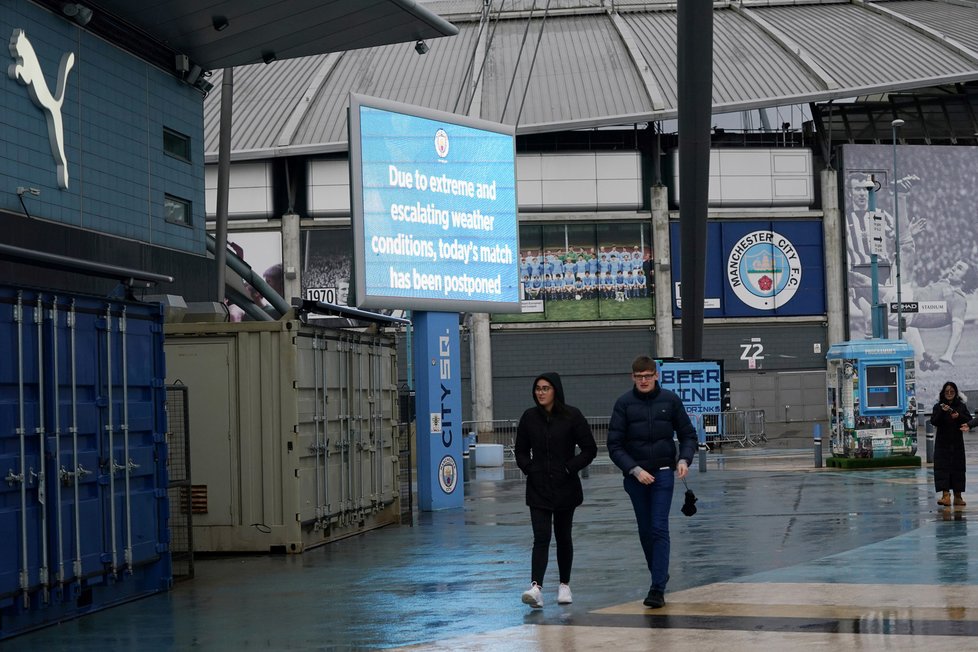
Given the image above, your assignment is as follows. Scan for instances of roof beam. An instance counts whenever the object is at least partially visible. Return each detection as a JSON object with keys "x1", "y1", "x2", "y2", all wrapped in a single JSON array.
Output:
[
  {"x1": 609, "y1": 12, "x2": 666, "y2": 110},
  {"x1": 732, "y1": 4, "x2": 841, "y2": 91},
  {"x1": 276, "y1": 53, "x2": 343, "y2": 147}
]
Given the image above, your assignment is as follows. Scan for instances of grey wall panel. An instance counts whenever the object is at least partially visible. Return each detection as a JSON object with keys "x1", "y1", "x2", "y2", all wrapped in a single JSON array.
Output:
[
  {"x1": 397, "y1": 321, "x2": 827, "y2": 425},
  {"x1": 487, "y1": 327, "x2": 656, "y2": 419},
  {"x1": 674, "y1": 323, "x2": 828, "y2": 372}
]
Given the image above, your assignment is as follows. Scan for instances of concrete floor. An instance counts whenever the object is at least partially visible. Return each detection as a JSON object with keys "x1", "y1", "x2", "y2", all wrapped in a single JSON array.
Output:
[{"x1": 11, "y1": 445, "x2": 978, "y2": 650}]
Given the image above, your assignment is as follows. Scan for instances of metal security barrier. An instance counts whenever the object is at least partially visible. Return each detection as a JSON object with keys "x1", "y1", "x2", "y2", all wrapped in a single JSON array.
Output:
[
  {"x1": 701, "y1": 409, "x2": 767, "y2": 448},
  {"x1": 462, "y1": 420, "x2": 519, "y2": 459}
]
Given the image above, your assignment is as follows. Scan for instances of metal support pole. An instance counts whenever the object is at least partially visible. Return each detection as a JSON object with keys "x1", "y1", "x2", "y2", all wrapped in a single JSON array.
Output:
[
  {"x1": 697, "y1": 421, "x2": 707, "y2": 473},
  {"x1": 867, "y1": 182, "x2": 888, "y2": 338},
  {"x1": 892, "y1": 119, "x2": 905, "y2": 338}
]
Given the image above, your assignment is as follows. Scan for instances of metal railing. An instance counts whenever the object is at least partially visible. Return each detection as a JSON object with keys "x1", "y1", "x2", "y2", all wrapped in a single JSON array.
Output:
[
  {"x1": 699, "y1": 409, "x2": 767, "y2": 449},
  {"x1": 464, "y1": 409, "x2": 766, "y2": 456},
  {"x1": 462, "y1": 420, "x2": 519, "y2": 459}
]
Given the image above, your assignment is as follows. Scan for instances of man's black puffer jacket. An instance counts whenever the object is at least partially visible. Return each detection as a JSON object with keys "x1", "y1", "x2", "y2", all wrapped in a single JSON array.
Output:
[
  {"x1": 607, "y1": 383, "x2": 697, "y2": 475},
  {"x1": 515, "y1": 372, "x2": 597, "y2": 510}
]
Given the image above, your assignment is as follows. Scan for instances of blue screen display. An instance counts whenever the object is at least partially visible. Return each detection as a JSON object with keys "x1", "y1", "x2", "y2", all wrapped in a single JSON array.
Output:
[{"x1": 350, "y1": 96, "x2": 521, "y2": 312}]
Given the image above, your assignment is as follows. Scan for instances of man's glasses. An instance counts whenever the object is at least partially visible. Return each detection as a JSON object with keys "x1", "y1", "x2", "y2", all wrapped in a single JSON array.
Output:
[{"x1": 632, "y1": 373, "x2": 656, "y2": 381}]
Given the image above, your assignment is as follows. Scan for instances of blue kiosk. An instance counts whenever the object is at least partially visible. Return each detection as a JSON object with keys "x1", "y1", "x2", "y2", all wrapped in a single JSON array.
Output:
[{"x1": 825, "y1": 339, "x2": 918, "y2": 460}]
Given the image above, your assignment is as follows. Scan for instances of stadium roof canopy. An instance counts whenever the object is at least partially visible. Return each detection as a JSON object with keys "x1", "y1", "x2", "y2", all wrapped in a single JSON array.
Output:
[
  {"x1": 197, "y1": 0, "x2": 978, "y2": 161},
  {"x1": 32, "y1": 0, "x2": 458, "y2": 69}
]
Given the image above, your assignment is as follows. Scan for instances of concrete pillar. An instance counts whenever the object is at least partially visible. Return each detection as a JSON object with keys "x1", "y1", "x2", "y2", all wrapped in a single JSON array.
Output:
[
  {"x1": 651, "y1": 185, "x2": 674, "y2": 358},
  {"x1": 821, "y1": 170, "x2": 846, "y2": 346},
  {"x1": 282, "y1": 211, "x2": 302, "y2": 306},
  {"x1": 470, "y1": 312, "x2": 493, "y2": 424}
]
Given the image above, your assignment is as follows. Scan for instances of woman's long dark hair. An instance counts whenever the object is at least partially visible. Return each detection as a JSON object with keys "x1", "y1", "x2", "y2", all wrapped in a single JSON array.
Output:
[{"x1": 939, "y1": 381, "x2": 962, "y2": 406}]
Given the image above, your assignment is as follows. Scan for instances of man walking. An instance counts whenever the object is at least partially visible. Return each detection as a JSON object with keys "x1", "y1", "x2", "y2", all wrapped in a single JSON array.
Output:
[{"x1": 607, "y1": 356, "x2": 697, "y2": 608}]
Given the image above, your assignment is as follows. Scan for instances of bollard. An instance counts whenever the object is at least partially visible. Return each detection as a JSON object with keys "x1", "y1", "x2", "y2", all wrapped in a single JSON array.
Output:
[
  {"x1": 925, "y1": 420, "x2": 935, "y2": 464},
  {"x1": 697, "y1": 429, "x2": 708, "y2": 473},
  {"x1": 813, "y1": 423, "x2": 823, "y2": 468}
]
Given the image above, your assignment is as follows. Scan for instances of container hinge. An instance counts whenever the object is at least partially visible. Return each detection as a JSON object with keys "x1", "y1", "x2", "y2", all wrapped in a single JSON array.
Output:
[
  {"x1": 5, "y1": 469, "x2": 24, "y2": 485},
  {"x1": 156, "y1": 542, "x2": 169, "y2": 553},
  {"x1": 155, "y1": 488, "x2": 167, "y2": 498}
]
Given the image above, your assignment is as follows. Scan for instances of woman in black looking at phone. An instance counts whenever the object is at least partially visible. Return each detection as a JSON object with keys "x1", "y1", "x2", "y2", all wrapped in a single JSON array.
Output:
[{"x1": 931, "y1": 381, "x2": 970, "y2": 507}]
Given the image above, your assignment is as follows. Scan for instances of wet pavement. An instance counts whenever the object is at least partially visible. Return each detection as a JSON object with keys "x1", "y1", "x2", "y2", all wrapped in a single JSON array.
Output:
[{"x1": 10, "y1": 446, "x2": 978, "y2": 650}]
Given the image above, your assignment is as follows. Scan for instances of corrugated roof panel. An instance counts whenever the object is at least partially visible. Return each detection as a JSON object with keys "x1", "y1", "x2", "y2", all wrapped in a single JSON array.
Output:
[
  {"x1": 203, "y1": 55, "x2": 332, "y2": 154},
  {"x1": 711, "y1": 9, "x2": 824, "y2": 107},
  {"x1": 887, "y1": 0, "x2": 978, "y2": 54},
  {"x1": 758, "y1": 3, "x2": 975, "y2": 91},
  {"x1": 289, "y1": 24, "x2": 480, "y2": 149},
  {"x1": 481, "y1": 14, "x2": 653, "y2": 128},
  {"x1": 422, "y1": 0, "x2": 484, "y2": 16},
  {"x1": 489, "y1": 0, "x2": 605, "y2": 11}
]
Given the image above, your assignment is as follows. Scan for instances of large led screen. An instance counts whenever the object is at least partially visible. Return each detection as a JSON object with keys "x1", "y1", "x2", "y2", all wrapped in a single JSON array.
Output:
[{"x1": 348, "y1": 94, "x2": 520, "y2": 312}]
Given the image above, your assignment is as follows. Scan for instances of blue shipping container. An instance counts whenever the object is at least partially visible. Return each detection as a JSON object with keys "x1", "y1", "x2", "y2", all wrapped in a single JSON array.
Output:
[{"x1": 0, "y1": 286, "x2": 171, "y2": 639}]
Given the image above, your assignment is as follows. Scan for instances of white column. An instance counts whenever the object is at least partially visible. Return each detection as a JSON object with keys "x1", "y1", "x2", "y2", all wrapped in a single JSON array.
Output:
[
  {"x1": 821, "y1": 170, "x2": 845, "y2": 346},
  {"x1": 651, "y1": 185, "x2": 674, "y2": 358},
  {"x1": 470, "y1": 312, "x2": 493, "y2": 425},
  {"x1": 281, "y1": 212, "x2": 302, "y2": 306}
]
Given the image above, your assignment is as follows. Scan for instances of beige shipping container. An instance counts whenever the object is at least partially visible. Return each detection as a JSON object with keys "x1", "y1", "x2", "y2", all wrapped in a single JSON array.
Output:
[{"x1": 164, "y1": 318, "x2": 400, "y2": 553}]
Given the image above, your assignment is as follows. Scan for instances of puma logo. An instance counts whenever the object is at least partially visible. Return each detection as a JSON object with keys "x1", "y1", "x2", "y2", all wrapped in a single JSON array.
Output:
[{"x1": 8, "y1": 29, "x2": 75, "y2": 189}]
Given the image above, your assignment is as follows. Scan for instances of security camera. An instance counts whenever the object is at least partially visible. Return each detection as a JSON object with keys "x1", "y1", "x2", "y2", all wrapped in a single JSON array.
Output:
[
  {"x1": 414, "y1": 40, "x2": 429, "y2": 55},
  {"x1": 16, "y1": 186, "x2": 40, "y2": 196}
]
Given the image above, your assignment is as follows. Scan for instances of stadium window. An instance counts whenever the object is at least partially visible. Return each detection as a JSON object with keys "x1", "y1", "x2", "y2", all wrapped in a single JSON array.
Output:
[
  {"x1": 163, "y1": 128, "x2": 191, "y2": 162},
  {"x1": 165, "y1": 194, "x2": 192, "y2": 226}
]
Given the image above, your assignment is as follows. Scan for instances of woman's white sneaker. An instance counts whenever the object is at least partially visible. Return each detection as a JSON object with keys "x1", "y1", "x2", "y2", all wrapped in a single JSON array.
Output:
[
  {"x1": 557, "y1": 583, "x2": 573, "y2": 604},
  {"x1": 521, "y1": 582, "x2": 543, "y2": 608}
]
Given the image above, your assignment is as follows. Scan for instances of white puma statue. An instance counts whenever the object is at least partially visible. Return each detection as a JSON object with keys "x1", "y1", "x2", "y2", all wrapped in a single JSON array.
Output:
[{"x1": 8, "y1": 29, "x2": 75, "y2": 189}]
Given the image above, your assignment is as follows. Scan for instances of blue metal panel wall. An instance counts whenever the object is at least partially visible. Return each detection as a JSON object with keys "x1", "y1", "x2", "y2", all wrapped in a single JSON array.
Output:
[
  {"x1": 0, "y1": 2, "x2": 205, "y2": 254},
  {"x1": 670, "y1": 220, "x2": 826, "y2": 317},
  {"x1": 0, "y1": 286, "x2": 170, "y2": 639}
]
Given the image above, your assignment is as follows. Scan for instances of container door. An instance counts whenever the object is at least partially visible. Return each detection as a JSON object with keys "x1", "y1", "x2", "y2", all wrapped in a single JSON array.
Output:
[{"x1": 0, "y1": 294, "x2": 44, "y2": 603}]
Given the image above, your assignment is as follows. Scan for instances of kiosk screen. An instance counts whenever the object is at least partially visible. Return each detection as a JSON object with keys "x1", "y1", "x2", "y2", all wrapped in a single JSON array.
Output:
[{"x1": 865, "y1": 364, "x2": 899, "y2": 409}]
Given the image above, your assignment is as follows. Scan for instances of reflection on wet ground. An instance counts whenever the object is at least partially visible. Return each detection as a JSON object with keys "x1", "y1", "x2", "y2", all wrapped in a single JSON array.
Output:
[{"x1": 11, "y1": 447, "x2": 978, "y2": 651}]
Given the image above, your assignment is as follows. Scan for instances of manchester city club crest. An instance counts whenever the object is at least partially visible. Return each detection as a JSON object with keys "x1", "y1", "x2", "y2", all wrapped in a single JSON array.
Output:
[
  {"x1": 727, "y1": 230, "x2": 802, "y2": 310},
  {"x1": 434, "y1": 128, "x2": 449, "y2": 158},
  {"x1": 438, "y1": 455, "x2": 458, "y2": 494}
]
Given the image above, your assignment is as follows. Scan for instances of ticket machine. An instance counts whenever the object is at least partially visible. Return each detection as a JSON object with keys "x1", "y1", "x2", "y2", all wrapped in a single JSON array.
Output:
[{"x1": 826, "y1": 339, "x2": 917, "y2": 458}]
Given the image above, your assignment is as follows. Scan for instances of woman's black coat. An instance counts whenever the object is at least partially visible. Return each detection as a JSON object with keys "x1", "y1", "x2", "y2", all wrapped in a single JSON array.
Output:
[
  {"x1": 930, "y1": 386, "x2": 970, "y2": 492},
  {"x1": 515, "y1": 372, "x2": 597, "y2": 511}
]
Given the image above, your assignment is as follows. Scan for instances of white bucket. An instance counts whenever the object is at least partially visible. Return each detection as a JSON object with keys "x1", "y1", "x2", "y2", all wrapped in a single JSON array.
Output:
[{"x1": 475, "y1": 443, "x2": 504, "y2": 467}]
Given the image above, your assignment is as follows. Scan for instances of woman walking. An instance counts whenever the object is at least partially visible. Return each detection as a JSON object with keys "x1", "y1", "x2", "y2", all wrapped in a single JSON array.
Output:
[
  {"x1": 515, "y1": 372, "x2": 597, "y2": 608},
  {"x1": 931, "y1": 381, "x2": 971, "y2": 507}
]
